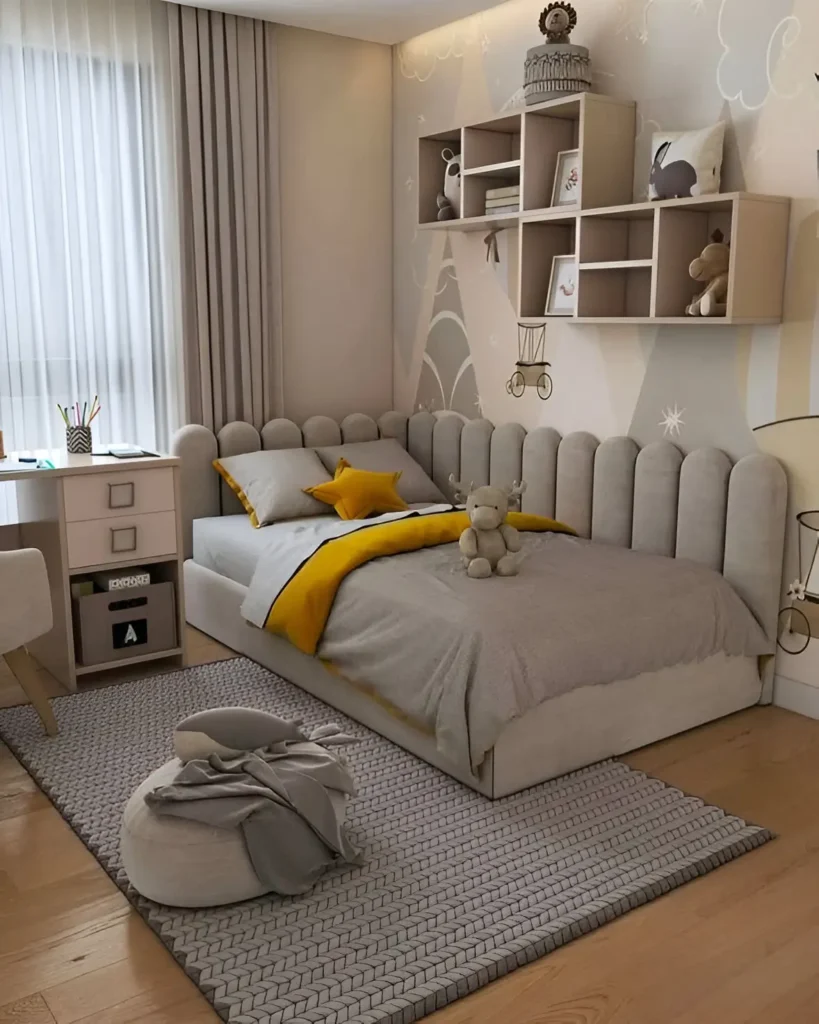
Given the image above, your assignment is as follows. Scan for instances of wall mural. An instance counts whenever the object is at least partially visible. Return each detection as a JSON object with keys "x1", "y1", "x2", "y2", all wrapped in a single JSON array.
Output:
[{"x1": 393, "y1": 0, "x2": 819, "y2": 680}]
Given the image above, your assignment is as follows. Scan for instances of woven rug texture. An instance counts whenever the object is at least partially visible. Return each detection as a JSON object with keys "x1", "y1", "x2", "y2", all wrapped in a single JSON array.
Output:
[{"x1": 0, "y1": 658, "x2": 771, "y2": 1024}]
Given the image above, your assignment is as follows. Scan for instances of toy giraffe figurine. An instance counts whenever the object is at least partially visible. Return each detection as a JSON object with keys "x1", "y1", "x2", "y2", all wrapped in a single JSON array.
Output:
[{"x1": 686, "y1": 229, "x2": 730, "y2": 317}]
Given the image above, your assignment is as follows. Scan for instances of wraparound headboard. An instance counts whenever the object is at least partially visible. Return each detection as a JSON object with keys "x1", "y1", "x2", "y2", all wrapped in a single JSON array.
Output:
[{"x1": 172, "y1": 410, "x2": 787, "y2": 648}]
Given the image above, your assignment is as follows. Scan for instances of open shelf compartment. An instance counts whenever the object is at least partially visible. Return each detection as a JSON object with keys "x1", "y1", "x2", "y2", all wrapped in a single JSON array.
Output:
[
  {"x1": 518, "y1": 220, "x2": 577, "y2": 319},
  {"x1": 522, "y1": 93, "x2": 636, "y2": 215},
  {"x1": 579, "y1": 208, "x2": 655, "y2": 265},
  {"x1": 653, "y1": 202, "x2": 732, "y2": 318},
  {"x1": 577, "y1": 265, "x2": 653, "y2": 318},
  {"x1": 461, "y1": 115, "x2": 522, "y2": 219},
  {"x1": 418, "y1": 127, "x2": 462, "y2": 224}
]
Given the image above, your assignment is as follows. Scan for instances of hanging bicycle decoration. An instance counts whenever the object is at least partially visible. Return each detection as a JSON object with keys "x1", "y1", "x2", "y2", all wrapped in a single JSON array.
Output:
[
  {"x1": 506, "y1": 322, "x2": 553, "y2": 401},
  {"x1": 776, "y1": 509, "x2": 819, "y2": 655}
]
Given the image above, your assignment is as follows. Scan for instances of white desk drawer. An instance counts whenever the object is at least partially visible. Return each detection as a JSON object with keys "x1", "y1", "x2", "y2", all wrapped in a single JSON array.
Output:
[
  {"x1": 66, "y1": 511, "x2": 177, "y2": 569},
  {"x1": 63, "y1": 468, "x2": 175, "y2": 522}
]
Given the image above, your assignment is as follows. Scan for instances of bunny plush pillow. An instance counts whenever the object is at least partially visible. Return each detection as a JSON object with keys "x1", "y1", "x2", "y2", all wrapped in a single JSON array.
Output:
[{"x1": 648, "y1": 122, "x2": 725, "y2": 200}]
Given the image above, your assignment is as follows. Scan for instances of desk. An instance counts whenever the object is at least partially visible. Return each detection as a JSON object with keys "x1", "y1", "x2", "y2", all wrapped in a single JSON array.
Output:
[{"x1": 3, "y1": 451, "x2": 186, "y2": 690}]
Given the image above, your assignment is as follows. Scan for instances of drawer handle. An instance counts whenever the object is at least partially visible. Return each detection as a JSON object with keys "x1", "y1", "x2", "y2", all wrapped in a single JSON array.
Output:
[
  {"x1": 108, "y1": 481, "x2": 135, "y2": 510},
  {"x1": 110, "y1": 526, "x2": 138, "y2": 554}
]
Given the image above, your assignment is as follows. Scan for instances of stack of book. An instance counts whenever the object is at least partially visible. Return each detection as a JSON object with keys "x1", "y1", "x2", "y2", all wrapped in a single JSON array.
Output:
[{"x1": 485, "y1": 184, "x2": 520, "y2": 215}]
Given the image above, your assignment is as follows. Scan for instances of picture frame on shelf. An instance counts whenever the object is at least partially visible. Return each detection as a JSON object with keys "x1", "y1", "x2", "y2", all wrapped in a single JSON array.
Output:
[
  {"x1": 545, "y1": 255, "x2": 577, "y2": 315},
  {"x1": 551, "y1": 148, "x2": 580, "y2": 207}
]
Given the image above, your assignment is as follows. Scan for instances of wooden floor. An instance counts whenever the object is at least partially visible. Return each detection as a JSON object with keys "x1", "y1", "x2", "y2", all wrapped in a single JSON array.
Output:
[{"x1": 2, "y1": 634, "x2": 819, "y2": 1023}]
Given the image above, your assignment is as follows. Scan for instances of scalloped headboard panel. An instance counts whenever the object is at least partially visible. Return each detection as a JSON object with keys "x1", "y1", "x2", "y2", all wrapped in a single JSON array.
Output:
[{"x1": 172, "y1": 411, "x2": 787, "y2": 645}]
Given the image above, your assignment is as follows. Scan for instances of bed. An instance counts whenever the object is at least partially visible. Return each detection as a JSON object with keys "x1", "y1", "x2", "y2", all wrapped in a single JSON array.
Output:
[{"x1": 173, "y1": 411, "x2": 787, "y2": 798}]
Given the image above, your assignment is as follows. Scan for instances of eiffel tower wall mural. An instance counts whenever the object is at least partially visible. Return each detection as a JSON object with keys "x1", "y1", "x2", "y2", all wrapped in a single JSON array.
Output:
[
  {"x1": 393, "y1": 0, "x2": 819, "y2": 693},
  {"x1": 414, "y1": 239, "x2": 481, "y2": 416}
]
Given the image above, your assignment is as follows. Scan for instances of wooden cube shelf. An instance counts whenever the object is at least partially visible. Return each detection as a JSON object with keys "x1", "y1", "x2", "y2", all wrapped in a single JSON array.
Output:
[
  {"x1": 519, "y1": 221, "x2": 577, "y2": 319},
  {"x1": 418, "y1": 92, "x2": 791, "y2": 326}
]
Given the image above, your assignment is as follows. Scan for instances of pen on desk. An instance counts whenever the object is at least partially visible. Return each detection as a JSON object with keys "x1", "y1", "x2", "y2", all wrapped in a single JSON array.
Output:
[{"x1": 57, "y1": 404, "x2": 69, "y2": 426}]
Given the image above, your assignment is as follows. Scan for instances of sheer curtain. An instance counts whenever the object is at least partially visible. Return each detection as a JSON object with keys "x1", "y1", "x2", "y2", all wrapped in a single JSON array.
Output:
[{"x1": 0, "y1": 0, "x2": 182, "y2": 472}]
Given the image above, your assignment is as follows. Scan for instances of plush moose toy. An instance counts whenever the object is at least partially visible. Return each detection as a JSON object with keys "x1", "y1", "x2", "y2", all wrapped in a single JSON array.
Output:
[
  {"x1": 449, "y1": 475, "x2": 527, "y2": 578},
  {"x1": 686, "y1": 229, "x2": 730, "y2": 317}
]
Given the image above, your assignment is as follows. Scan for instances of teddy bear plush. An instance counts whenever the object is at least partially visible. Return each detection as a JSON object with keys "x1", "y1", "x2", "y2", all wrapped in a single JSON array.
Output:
[
  {"x1": 686, "y1": 229, "x2": 730, "y2": 317},
  {"x1": 449, "y1": 475, "x2": 527, "y2": 578}
]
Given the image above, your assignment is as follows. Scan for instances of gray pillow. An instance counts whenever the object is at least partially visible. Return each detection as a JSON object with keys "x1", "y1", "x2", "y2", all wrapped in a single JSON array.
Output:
[
  {"x1": 213, "y1": 448, "x2": 331, "y2": 527},
  {"x1": 315, "y1": 438, "x2": 447, "y2": 505},
  {"x1": 174, "y1": 706, "x2": 304, "y2": 761}
]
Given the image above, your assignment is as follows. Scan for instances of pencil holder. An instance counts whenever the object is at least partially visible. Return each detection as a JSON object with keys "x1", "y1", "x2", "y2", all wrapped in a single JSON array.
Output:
[{"x1": 66, "y1": 426, "x2": 92, "y2": 454}]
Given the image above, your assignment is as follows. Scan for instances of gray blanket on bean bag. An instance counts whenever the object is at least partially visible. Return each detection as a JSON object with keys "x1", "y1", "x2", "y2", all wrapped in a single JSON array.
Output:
[{"x1": 145, "y1": 722, "x2": 360, "y2": 895}]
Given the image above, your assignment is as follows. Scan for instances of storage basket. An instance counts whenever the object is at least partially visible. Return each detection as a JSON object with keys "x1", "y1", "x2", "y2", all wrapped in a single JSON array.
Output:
[{"x1": 73, "y1": 581, "x2": 176, "y2": 667}]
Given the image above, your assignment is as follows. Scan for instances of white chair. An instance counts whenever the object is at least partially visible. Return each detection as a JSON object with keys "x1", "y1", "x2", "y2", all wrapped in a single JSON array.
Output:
[{"x1": 0, "y1": 548, "x2": 59, "y2": 735}]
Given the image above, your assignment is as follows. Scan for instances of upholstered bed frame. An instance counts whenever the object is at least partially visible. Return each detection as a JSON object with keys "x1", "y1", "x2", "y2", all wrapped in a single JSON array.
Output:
[{"x1": 173, "y1": 410, "x2": 787, "y2": 798}]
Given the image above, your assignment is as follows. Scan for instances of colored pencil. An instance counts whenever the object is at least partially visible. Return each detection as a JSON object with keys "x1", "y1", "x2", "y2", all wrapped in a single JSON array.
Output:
[{"x1": 57, "y1": 404, "x2": 69, "y2": 426}]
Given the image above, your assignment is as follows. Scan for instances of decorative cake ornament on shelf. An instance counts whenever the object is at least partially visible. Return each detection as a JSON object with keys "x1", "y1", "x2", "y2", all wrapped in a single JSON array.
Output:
[{"x1": 524, "y1": 3, "x2": 592, "y2": 106}]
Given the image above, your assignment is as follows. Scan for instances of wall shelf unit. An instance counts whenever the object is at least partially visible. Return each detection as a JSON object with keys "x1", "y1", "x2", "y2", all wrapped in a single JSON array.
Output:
[{"x1": 418, "y1": 93, "x2": 791, "y2": 326}]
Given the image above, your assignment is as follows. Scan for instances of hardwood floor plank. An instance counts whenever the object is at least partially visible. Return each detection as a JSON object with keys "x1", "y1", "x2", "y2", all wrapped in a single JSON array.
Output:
[
  {"x1": 0, "y1": 788, "x2": 49, "y2": 823},
  {"x1": 82, "y1": 994, "x2": 218, "y2": 1024},
  {"x1": 0, "y1": 809, "x2": 93, "y2": 891},
  {"x1": 0, "y1": 872, "x2": 126, "y2": 957},
  {"x1": 0, "y1": 914, "x2": 161, "y2": 1008},
  {"x1": 0, "y1": 994, "x2": 56, "y2": 1024},
  {"x1": 42, "y1": 952, "x2": 195, "y2": 1024}
]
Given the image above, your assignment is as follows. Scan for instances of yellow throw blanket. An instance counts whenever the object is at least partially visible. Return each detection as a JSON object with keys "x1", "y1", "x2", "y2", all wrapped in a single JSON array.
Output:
[{"x1": 265, "y1": 510, "x2": 575, "y2": 654}]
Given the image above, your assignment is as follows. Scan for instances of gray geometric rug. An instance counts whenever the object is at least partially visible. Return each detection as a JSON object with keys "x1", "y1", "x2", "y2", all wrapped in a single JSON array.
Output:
[{"x1": 0, "y1": 658, "x2": 771, "y2": 1024}]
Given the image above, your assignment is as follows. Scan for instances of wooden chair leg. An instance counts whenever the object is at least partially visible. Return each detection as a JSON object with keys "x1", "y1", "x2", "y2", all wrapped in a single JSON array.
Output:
[{"x1": 3, "y1": 647, "x2": 59, "y2": 736}]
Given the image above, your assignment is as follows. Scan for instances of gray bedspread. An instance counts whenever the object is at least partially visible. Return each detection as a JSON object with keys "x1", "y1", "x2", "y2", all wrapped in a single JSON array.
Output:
[{"x1": 318, "y1": 533, "x2": 769, "y2": 772}]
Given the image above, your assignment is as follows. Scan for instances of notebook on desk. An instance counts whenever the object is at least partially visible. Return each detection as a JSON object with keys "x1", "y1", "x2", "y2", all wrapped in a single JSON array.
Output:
[{"x1": 93, "y1": 445, "x2": 159, "y2": 459}]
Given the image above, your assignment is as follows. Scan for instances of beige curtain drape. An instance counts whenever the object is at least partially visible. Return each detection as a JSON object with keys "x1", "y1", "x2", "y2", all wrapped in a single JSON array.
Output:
[{"x1": 168, "y1": 4, "x2": 282, "y2": 432}]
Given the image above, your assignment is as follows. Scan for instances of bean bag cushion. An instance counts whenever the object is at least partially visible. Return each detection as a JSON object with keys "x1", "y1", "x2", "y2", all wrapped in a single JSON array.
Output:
[{"x1": 120, "y1": 753, "x2": 348, "y2": 908}]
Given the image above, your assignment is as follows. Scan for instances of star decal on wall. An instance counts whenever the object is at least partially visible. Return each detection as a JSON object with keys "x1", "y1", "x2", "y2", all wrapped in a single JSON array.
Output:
[{"x1": 659, "y1": 404, "x2": 685, "y2": 438}]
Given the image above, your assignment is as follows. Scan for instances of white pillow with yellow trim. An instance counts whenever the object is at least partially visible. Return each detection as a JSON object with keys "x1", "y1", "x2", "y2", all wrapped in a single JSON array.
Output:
[{"x1": 213, "y1": 449, "x2": 332, "y2": 527}]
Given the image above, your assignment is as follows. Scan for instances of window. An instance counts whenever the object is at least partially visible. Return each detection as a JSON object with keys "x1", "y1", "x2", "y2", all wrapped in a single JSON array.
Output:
[{"x1": 0, "y1": 0, "x2": 181, "y2": 466}]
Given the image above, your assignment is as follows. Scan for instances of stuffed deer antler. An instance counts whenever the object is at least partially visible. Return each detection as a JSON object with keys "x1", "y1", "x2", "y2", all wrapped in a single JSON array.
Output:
[
  {"x1": 505, "y1": 480, "x2": 527, "y2": 506},
  {"x1": 448, "y1": 474, "x2": 474, "y2": 504}
]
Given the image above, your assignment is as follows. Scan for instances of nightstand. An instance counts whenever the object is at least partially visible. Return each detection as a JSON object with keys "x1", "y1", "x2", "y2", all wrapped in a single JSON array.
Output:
[{"x1": 8, "y1": 451, "x2": 187, "y2": 689}]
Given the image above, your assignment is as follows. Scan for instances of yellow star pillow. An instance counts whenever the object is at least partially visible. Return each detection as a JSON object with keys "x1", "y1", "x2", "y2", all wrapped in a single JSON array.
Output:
[{"x1": 304, "y1": 459, "x2": 408, "y2": 520}]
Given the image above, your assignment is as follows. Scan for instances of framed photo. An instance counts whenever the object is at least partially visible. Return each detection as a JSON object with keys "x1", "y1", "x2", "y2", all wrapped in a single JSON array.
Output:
[
  {"x1": 545, "y1": 254, "x2": 577, "y2": 316},
  {"x1": 551, "y1": 148, "x2": 580, "y2": 207}
]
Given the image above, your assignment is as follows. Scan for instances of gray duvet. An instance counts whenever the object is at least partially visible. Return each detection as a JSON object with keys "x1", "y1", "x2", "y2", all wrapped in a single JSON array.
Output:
[{"x1": 318, "y1": 533, "x2": 769, "y2": 772}]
